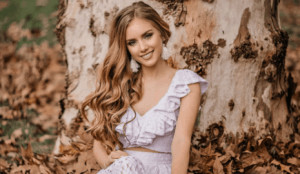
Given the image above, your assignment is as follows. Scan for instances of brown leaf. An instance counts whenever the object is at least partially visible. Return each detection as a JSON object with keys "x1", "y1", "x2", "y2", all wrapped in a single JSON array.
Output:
[
  {"x1": 219, "y1": 145, "x2": 235, "y2": 164},
  {"x1": 0, "y1": 158, "x2": 9, "y2": 169},
  {"x1": 0, "y1": 107, "x2": 13, "y2": 119},
  {"x1": 10, "y1": 165, "x2": 40, "y2": 174},
  {"x1": 64, "y1": 150, "x2": 99, "y2": 173},
  {"x1": 4, "y1": 137, "x2": 16, "y2": 145},
  {"x1": 11, "y1": 128, "x2": 22, "y2": 139},
  {"x1": 287, "y1": 157, "x2": 300, "y2": 166},
  {"x1": 53, "y1": 164, "x2": 66, "y2": 174},
  {"x1": 240, "y1": 152, "x2": 265, "y2": 168},
  {"x1": 213, "y1": 157, "x2": 224, "y2": 174},
  {"x1": 249, "y1": 166, "x2": 268, "y2": 174},
  {"x1": 76, "y1": 123, "x2": 94, "y2": 145},
  {"x1": 20, "y1": 142, "x2": 35, "y2": 165},
  {"x1": 39, "y1": 164, "x2": 52, "y2": 174},
  {"x1": 38, "y1": 134, "x2": 57, "y2": 143},
  {"x1": 271, "y1": 159, "x2": 292, "y2": 173},
  {"x1": 257, "y1": 142, "x2": 272, "y2": 162},
  {"x1": 55, "y1": 154, "x2": 78, "y2": 164},
  {"x1": 224, "y1": 160, "x2": 232, "y2": 174},
  {"x1": 0, "y1": 143, "x2": 18, "y2": 155},
  {"x1": 59, "y1": 143, "x2": 79, "y2": 155},
  {"x1": 71, "y1": 141, "x2": 91, "y2": 152}
]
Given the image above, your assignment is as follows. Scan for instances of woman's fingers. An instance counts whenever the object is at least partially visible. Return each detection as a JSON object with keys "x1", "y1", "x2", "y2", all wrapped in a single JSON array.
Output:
[
  {"x1": 107, "y1": 154, "x2": 115, "y2": 164},
  {"x1": 109, "y1": 150, "x2": 129, "y2": 159}
]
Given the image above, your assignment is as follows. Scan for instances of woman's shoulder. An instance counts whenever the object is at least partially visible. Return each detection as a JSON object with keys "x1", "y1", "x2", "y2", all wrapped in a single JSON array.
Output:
[{"x1": 175, "y1": 69, "x2": 209, "y2": 94}]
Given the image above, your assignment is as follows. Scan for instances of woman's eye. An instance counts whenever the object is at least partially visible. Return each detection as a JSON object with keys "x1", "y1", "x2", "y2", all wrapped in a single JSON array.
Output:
[
  {"x1": 128, "y1": 41, "x2": 136, "y2": 46},
  {"x1": 144, "y1": 33, "x2": 153, "y2": 39}
]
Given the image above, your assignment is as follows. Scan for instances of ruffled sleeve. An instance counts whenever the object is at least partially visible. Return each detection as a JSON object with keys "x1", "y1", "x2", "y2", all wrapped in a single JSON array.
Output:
[{"x1": 179, "y1": 69, "x2": 209, "y2": 95}]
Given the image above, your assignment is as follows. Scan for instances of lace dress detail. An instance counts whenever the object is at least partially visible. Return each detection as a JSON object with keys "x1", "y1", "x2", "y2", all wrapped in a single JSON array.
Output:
[
  {"x1": 97, "y1": 69, "x2": 208, "y2": 174},
  {"x1": 97, "y1": 155, "x2": 146, "y2": 174}
]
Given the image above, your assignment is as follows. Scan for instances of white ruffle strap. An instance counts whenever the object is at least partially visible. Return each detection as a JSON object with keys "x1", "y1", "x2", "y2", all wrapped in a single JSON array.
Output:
[{"x1": 181, "y1": 69, "x2": 209, "y2": 95}]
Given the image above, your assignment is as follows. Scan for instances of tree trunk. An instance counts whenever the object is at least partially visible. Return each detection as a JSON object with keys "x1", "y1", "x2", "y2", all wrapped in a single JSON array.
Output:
[{"x1": 54, "y1": 0, "x2": 298, "y2": 173}]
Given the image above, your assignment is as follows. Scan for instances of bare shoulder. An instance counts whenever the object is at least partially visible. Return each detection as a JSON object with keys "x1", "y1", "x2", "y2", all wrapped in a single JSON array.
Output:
[
  {"x1": 180, "y1": 82, "x2": 201, "y2": 112},
  {"x1": 187, "y1": 83, "x2": 201, "y2": 95},
  {"x1": 180, "y1": 83, "x2": 201, "y2": 102}
]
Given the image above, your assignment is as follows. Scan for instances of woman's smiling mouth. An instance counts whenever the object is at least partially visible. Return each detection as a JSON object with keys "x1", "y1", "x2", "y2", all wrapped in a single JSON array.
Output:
[{"x1": 141, "y1": 50, "x2": 154, "y2": 59}]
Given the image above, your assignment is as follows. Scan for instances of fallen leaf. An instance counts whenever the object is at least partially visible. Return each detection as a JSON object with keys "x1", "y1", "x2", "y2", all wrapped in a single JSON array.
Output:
[
  {"x1": 20, "y1": 142, "x2": 35, "y2": 165},
  {"x1": 287, "y1": 157, "x2": 300, "y2": 166},
  {"x1": 213, "y1": 157, "x2": 224, "y2": 174},
  {"x1": 39, "y1": 164, "x2": 52, "y2": 174},
  {"x1": 271, "y1": 159, "x2": 292, "y2": 173},
  {"x1": 10, "y1": 165, "x2": 40, "y2": 174},
  {"x1": 55, "y1": 154, "x2": 78, "y2": 164},
  {"x1": 11, "y1": 128, "x2": 22, "y2": 139},
  {"x1": 38, "y1": 134, "x2": 57, "y2": 142},
  {"x1": 0, "y1": 158, "x2": 9, "y2": 169}
]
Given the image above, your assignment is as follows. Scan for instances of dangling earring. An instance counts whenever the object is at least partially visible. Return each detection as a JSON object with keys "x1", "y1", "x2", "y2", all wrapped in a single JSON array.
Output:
[
  {"x1": 130, "y1": 58, "x2": 140, "y2": 73},
  {"x1": 161, "y1": 44, "x2": 170, "y2": 60}
]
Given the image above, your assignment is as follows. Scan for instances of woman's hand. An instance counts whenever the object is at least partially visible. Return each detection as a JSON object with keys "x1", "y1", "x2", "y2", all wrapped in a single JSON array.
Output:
[
  {"x1": 93, "y1": 140, "x2": 129, "y2": 169},
  {"x1": 108, "y1": 150, "x2": 129, "y2": 163}
]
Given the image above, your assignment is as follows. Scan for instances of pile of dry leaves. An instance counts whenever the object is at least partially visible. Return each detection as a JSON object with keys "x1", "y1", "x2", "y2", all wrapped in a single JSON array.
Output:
[
  {"x1": 0, "y1": 21, "x2": 66, "y2": 173},
  {"x1": 188, "y1": 122, "x2": 300, "y2": 174},
  {"x1": 0, "y1": 22, "x2": 65, "y2": 122}
]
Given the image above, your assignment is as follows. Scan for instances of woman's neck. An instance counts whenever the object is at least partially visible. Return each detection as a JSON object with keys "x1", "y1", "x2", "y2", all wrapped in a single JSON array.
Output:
[{"x1": 141, "y1": 60, "x2": 170, "y2": 80}]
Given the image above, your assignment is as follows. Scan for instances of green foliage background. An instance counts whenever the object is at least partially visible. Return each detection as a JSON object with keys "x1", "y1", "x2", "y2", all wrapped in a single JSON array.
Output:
[{"x1": 0, "y1": 0, "x2": 59, "y2": 48}]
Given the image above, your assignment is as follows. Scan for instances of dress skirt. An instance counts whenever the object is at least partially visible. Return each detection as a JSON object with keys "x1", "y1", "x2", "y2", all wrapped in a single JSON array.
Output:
[{"x1": 96, "y1": 150, "x2": 172, "y2": 174}]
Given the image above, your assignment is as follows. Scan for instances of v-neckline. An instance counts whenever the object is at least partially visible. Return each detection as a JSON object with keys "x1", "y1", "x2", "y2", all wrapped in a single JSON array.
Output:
[{"x1": 130, "y1": 69, "x2": 180, "y2": 117}]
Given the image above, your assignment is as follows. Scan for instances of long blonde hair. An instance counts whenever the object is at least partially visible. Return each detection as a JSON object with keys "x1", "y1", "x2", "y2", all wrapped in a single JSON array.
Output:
[{"x1": 80, "y1": 1, "x2": 171, "y2": 153}]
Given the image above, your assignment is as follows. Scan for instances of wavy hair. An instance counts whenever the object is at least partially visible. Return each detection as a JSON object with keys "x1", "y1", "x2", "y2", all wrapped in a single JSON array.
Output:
[{"x1": 80, "y1": 1, "x2": 171, "y2": 153}]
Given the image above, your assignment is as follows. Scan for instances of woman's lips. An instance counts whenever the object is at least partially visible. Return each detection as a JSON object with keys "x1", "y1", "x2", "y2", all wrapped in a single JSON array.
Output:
[{"x1": 141, "y1": 50, "x2": 154, "y2": 59}]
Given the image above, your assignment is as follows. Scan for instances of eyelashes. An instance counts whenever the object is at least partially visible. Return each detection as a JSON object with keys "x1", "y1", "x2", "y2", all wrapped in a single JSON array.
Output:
[
  {"x1": 127, "y1": 40, "x2": 136, "y2": 46},
  {"x1": 127, "y1": 32, "x2": 153, "y2": 46},
  {"x1": 144, "y1": 32, "x2": 153, "y2": 39}
]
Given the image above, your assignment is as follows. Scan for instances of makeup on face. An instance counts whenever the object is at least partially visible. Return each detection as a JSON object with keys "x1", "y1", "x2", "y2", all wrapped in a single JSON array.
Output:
[{"x1": 126, "y1": 18, "x2": 163, "y2": 68}]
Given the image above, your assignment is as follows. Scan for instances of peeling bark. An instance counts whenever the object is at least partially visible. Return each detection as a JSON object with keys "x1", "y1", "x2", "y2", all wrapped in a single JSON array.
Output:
[
  {"x1": 217, "y1": 38, "x2": 226, "y2": 48},
  {"x1": 180, "y1": 40, "x2": 217, "y2": 75},
  {"x1": 155, "y1": 0, "x2": 187, "y2": 27},
  {"x1": 230, "y1": 8, "x2": 258, "y2": 62},
  {"x1": 55, "y1": 0, "x2": 67, "y2": 47}
]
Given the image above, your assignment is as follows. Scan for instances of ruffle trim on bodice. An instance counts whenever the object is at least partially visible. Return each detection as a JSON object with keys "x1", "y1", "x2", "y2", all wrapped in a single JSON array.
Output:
[{"x1": 115, "y1": 69, "x2": 209, "y2": 147}]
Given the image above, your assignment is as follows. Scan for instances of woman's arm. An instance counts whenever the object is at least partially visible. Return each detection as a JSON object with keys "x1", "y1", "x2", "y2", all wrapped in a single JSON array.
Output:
[
  {"x1": 171, "y1": 83, "x2": 201, "y2": 174},
  {"x1": 93, "y1": 139, "x2": 128, "y2": 169}
]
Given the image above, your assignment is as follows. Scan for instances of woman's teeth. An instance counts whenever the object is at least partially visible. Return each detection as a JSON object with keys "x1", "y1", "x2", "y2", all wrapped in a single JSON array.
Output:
[{"x1": 141, "y1": 51, "x2": 153, "y2": 59}]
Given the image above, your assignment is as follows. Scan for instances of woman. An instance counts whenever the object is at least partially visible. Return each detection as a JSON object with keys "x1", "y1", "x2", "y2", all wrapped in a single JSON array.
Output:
[{"x1": 81, "y1": 1, "x2": 208, "y2": 174}]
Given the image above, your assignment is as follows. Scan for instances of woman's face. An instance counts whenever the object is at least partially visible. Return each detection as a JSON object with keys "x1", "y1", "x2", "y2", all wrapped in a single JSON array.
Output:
[{"x1": 126, "y1": 17, "x2": 163, "y2": 68}]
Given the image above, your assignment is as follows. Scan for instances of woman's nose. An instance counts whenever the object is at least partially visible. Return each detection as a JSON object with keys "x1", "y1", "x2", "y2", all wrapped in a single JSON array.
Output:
[{"x1": 139, "y1": 41, "x2": 148, "y2": 52}]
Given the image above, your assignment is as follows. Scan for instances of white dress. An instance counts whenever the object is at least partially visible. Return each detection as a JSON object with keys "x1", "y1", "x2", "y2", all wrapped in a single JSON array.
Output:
[{"x1": 97, "y1": 69, "x2": 209, "y2": 174}]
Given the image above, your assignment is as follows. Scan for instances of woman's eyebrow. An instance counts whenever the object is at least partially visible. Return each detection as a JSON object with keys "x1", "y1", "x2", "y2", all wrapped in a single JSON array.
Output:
[
  {"x1": 142, "y1": 29, "x2": 153, "y2": 36},
  {"x1": 126, "y1": 29, "x2": 153, "y2": 42}
]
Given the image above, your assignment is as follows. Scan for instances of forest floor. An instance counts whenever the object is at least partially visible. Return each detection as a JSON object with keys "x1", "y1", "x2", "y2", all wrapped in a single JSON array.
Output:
[
  {"x1": 0, "y1": 0, "x2": 299, "y2": 173},
  {"x1": 0, "y1": 0, "x2": 65, "y2": 172}
]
